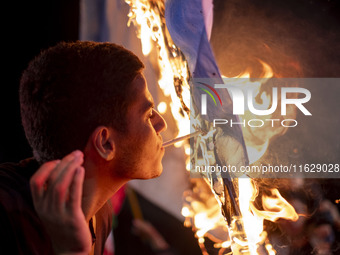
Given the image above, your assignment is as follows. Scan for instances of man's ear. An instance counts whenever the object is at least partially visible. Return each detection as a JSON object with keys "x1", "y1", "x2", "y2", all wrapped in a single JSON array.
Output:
[{"x1": 92, "y1": 126, "x2": 115, "y2": 161}]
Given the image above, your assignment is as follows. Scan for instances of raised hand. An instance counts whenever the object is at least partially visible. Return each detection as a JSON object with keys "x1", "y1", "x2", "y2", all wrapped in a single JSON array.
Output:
[{"x1": 30, "y1": 150, "x2": 92, "y2": 255}]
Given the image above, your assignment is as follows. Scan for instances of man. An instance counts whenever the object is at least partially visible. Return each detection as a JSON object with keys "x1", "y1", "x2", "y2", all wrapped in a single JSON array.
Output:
[{"x1": 0, "y1": 41, "x2": 167, "y2": 255}]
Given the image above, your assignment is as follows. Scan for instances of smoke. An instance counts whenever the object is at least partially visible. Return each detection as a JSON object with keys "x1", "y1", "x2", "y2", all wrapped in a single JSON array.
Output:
[
  {"x1": 210, "y1": 0, "x2": 340, "y2": 78},
  {"x1": 208, "y1": 0, "x2": 340, "y2": 163},
  {"x1": 209, "y1": 0, "x2": 340, "y2": 231}
]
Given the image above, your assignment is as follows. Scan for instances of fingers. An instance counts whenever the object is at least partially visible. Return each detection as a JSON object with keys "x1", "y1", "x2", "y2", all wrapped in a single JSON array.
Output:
[
  {"x1": 29, "y1": 151, "x2": 91, "y2": 255},
  {"x1": 50, "y1": 152, "x2": 84, "y2": 209},
  {"x1": 48, "y1": 151, "x2": 82, "y2": 185},
  {"x1": 67, "y1": 166, "x2": 85, "y2": 211},
  {"x1": 30, "y1": 150, "x2": 84, "y2": 213},
  {"x1": 30, "y1": 160, "x2": 61, "y2": 205}
]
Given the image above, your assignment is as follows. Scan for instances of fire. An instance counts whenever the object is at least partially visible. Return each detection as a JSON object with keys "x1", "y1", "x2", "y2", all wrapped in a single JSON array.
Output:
[
  {"x1": 182, "y1": 179, "x2": 231, "y2": 254},
  {"x1": 126, "y1": 0, "x2": 193, "y2": 142},
  {"x1": 225, "y1": 62, "x2": 299, "y2": 254},
  {"x1": 251, "y1": 188, "x2": 299, "y2": 222},
  {"x1": 220, "y1": 62, "x2": 299, "y2": 253},
  {"x1": 237, "y1": 177, "x2": 299, "y2": 254},
  {"x1": 125, "y1": 1, "x2": 300, "y2": 254},
  {"x1": 224, "y1": 60, "x2": 296, "y2": 164}
]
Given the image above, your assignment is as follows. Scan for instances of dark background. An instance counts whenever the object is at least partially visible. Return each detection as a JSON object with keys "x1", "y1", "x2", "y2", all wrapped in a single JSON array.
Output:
[
  {"x1": 1, "y1": 0, "x2": 80, "y2": 162},
  {"x1": 2, "y1": 0, "x2": 339, "y2": 163},
  {"x1": 212, "y1": 0, "x2": 340, "y2": 78}
]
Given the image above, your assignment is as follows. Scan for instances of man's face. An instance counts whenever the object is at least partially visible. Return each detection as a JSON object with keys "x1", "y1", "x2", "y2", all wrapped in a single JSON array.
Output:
[{"x1": 114, "y1": 73, "x2": 167, "y2": 179}]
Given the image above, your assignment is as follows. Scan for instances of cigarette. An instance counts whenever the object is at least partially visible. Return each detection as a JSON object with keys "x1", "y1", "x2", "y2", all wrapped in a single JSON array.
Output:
[{"x1": 162, "y1": 131, "x2": 202, "y2": 148}]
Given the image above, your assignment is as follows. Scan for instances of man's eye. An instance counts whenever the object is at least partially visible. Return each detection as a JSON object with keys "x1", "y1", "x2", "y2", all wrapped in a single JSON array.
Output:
[{"x1": 148, "y1": 110, "x2": 154, "y2": 119}]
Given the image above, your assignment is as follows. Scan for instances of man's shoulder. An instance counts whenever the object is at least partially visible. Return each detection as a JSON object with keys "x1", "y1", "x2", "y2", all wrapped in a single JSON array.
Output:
[
  {"x1": 0, "y1": 158, "x2": 38, "y2": 210},
  {"x1": 0, "y1": 158, "x2": 54, "y2": 253},
  {"x1": 0, "y1": 158, "x2": 39, "y2": 183}
]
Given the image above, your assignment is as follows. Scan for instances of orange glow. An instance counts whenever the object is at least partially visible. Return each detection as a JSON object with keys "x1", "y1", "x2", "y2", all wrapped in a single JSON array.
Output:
[
  {"x1": 126, "y1": 0, "x2": 193, "y2": 139},
  {"x1": 126, "y1": 1, "x2": 300, "y2": 254},
  {"x1": 223, "y1": 60, "x2": 296, "y2": 164},
  {"x1": 251, "y1": 188, "x2": 299, "y2": 222}
]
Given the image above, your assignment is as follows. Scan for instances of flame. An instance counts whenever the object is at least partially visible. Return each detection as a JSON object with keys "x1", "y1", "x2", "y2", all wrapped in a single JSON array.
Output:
[
  {"x1": 238, "y1": 177, "x2": 299, "y2": 254},
  {"x1": 230, "y1": 62, "x2": 299, "y2": 253},
  {"x1": 223, "y1": 60, "x2": 297, "y2": 164},
  {"x1": 251, "y1": 188, "x2": 299, "y2": 222},
  {"x1": 182, "y1": 179, "x2": 231, "y2": 253},
  {"x1": 126, "y1": 1, "x2": 300, "y2": 254},
  {"x1": 126, "y1": 0, "x2": 193, "y2": 141},
  {"x1": 222, "y1": 62, "x2": 299, "y2": 253},
  {"x1": 238, "y1": 177, "x2": 264, "y2": 254}
]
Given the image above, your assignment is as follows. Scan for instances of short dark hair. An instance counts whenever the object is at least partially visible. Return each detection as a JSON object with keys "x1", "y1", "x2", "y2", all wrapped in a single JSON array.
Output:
[{"x1": 20, "y1": 41, "x2": 144, "y2": 163}]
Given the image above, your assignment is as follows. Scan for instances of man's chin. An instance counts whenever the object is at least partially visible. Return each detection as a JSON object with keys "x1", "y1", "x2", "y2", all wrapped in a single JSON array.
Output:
[
  {"x1": 152, "y1": 168, "x2": 163, "y2": 178},
  {"x1": 138, "y1": 167, "x2": 163, "y2": 180}
]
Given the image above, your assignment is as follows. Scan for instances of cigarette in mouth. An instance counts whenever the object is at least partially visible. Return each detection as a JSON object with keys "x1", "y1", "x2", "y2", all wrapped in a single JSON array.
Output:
[{"x1": 162, "y1": 131, "x2": 202, "y2": 148}]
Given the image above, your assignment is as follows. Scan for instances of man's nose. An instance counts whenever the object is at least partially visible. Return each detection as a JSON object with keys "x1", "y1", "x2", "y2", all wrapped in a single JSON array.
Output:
[{"x1": 153, "y1": 109, "x2": 167, "y2": 133}]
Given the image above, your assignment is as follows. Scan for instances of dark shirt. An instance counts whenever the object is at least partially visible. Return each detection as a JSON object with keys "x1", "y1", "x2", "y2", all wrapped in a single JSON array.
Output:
[{"x1": 0, "y1": 158, "x2": 113, "y2": 255}]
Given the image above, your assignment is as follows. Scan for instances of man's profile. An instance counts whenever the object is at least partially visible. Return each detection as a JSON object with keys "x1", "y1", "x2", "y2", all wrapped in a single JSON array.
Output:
[{"x1": 0, "y1": 41, "x2": 167, "y2": 255}]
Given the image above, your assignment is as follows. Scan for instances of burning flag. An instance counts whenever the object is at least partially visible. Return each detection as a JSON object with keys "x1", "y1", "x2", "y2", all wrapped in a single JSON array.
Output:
[
  {"x1": 165, "y1": 0, "x2": 249, "y2": 215},
  {"x1": 124, "y1": 0, "x2": 303, "y2": 254},
  {"x1": 164, "y1": 0, "x2": 256, "y2": 252}
]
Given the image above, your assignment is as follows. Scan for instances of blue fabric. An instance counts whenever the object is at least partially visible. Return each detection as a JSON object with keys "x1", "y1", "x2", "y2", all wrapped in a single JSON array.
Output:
[
  {"x1": 165, "y1": 0, "x2": 234, "y2": 120},
  {"x1": 165, "y1": 0, "x2": 249, "y2": 166}
]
